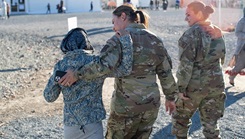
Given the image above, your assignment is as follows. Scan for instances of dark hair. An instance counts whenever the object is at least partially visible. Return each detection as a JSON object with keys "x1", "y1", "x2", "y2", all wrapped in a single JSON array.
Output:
[
  {"x1": 112, "y1": 4, "x2": 149, "y2": 28},
  {"x1": 187, "y1": 1, "x2": 214, "y2": 20},
  {"x1": 60, "y1": 28, "x2": 93, "y2": 54}
]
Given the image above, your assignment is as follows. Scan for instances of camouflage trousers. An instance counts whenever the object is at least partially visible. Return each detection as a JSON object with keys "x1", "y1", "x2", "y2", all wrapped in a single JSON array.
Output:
[
  {"x1": 105, "y1": 108, "x2": 159, "y2": 139},
  {"x1": 172, "y1": 91, "x2": 226, "y2": 139}
]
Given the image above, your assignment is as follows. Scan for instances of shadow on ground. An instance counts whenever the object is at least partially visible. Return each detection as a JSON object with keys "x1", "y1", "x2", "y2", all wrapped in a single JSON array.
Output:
[
  {"x1": 46, "y1": 27, "x2": 114, "y2": 39},
  {"x1": 0, "y1": 67, "x2": 31, "y2": 73}
]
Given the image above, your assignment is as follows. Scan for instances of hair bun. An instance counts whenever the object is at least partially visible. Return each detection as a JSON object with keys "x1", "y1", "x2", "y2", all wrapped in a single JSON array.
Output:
[{"x1": 205, "y1": 6, "x2": 214, "y2": 14}]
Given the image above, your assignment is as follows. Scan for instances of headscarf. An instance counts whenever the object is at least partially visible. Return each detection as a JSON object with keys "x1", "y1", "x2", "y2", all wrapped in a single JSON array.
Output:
[{"x1": 60, "y1": 27, "x2": 93, "y2": 54}]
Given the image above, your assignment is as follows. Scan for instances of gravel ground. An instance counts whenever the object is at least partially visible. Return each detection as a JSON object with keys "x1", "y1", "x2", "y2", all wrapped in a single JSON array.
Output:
[{"x1": 0, "y1": 8, "x2": 244, "y2": 139}]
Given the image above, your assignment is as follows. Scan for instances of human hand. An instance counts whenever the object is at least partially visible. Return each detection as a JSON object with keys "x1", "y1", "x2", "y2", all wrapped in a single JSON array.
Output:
[
  {"x1": 203, "y1": 25, "x2": 222, "y2": 39},
  {"x1": 115, "y1": 29, "x2": 129, "y2": 38},
  {"x1": 58, "y1": 69, "x2": 77, "y2": 86},
  {"x1": 178, "y1": 93, "x2": 190, "y2": 100},
  {"x1": 165, "y1": 100, "x2": 176, "y2": 115}
]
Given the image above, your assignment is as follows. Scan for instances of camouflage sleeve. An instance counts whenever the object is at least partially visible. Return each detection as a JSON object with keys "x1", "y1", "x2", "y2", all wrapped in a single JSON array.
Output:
[
  {"x1": 74, "y1": 34, "x2": 133, "y2": 80},
  {"x1": 176, "y1": 31, "x2": 197, "y2": 93},
  {"x1": 43, "y1": 66, "x2": 61, "y2": 102},
  {"x1": 157, "y1": 47, "x2": 178, "y2": 101},
  {"x1": 212, "y1": 37, "x2": 226, "y2": 65},
  {"x1": 110, "y1": 34, "x2": 133, "y2": 77}
]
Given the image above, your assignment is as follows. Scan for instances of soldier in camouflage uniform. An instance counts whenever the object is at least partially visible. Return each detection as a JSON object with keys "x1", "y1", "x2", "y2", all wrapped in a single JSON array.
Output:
[
  {"x1": 171, "y1": 1, "x2": 226, "y2": 139},
  {"x1": 44, "y1": 27, "x2": 133, "y2": 139},
  {"x1": 59, "y1": 4, "x2": 178, "y2": 139}
]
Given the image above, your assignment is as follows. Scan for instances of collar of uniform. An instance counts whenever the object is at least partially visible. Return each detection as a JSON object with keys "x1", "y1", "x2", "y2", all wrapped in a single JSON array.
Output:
[{"x1": 126, "y1": 23, "x2": 146, "y2": 30}]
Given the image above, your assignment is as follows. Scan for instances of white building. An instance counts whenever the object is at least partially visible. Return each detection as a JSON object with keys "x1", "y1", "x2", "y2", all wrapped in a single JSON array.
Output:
[
  {"x1": 1, "y1": 0, "x2": 244, "y2": 15},
  {"x1": 1, "y1": 0, "x2": 102, "y2": 15},
  {"x1": 115, "y1": 0, "x2": 245, "y2": 9}
]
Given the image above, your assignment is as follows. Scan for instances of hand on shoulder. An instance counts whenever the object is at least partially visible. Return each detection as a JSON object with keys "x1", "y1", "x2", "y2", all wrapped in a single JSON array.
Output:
[{"x1": 203, "y1": 24, "x2": 222, "y2": 39}]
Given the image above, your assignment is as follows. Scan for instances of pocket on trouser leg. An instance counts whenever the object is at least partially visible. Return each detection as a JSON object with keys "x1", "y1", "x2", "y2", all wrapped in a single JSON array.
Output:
[
  {"x1": 200, "y1": 93, "x2": 226, "y2": 139},
  {"x1": 171, "y1": 98, "x2": 192, "y2": 137},
  {"x1": 171, "y1": 116, "x2": 191, "y2": 137},
  {"x1": 172, "y1": 95, "x2": 200, "y2": 137},
  {"x1": 207, "y1": 92, "x2": 226, "y2": 118},
  {"x1": 105, "y1": 111, "x2": 126, "y2": 139},
  {"x1": 106, "y1": 121, "x2": 125, "y2": 139},
  {"x1": 132, "y1": 109, "x2": 159, "y2": 139}
]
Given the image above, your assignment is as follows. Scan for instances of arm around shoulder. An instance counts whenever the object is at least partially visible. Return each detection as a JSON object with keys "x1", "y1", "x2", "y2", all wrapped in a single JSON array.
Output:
[{"x1": 75, "y1": 33, "x2": 133, "y2": 80}]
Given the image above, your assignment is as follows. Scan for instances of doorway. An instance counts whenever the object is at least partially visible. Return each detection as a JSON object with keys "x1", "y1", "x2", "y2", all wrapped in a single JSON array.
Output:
[{"x1": 11, "y1": 0, "x2": 25, "y2": 13}]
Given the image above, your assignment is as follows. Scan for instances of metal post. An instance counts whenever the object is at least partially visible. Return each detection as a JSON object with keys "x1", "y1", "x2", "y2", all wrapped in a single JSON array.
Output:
[{"x1": 218, "y1": 0, "x2": 221, "y2": 28}]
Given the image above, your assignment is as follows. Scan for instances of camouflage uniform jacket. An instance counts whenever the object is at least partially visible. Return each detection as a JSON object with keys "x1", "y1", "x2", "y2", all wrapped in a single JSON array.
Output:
[
  {"x1": 177, "y1": 23, "x2": 226, "y2": 94},
  {"x1": 74, "y1": 34, "x2": 133, "y2": 79},
  {"x1": 77, "y1": 23, "x2": 178, "y2": 116},
  {"x1": 43, "y1": 35, "x2": 133, "y2": 126}
]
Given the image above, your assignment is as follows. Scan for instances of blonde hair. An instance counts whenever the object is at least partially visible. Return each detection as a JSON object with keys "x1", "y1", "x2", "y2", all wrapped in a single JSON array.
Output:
[
  {"x1": 113, "y1": 4, "x2": 149, "y2": 28},
  {"x1": 187, "y1": 1, "x2": 214, "y2": 20}
]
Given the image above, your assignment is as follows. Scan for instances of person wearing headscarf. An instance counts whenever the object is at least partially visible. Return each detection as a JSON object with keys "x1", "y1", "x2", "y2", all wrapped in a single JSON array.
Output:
[{"x1": 43, "y1": 27, "x2": 133, "y2": 139}]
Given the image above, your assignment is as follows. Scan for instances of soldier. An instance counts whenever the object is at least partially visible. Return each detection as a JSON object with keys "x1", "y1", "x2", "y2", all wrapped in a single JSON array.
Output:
[
  {"x1": 171, "y1": 1, "x2": 226, "y2": 139},
  {"x1": 43, "y1": 27, "x2": 133, "y2": 139},
  {"x1": 59, "y1": 4, "x2": 178, "y2": 139}
]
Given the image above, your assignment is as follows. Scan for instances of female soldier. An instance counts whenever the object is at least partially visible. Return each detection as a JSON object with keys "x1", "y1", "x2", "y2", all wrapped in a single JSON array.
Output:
[
  {"x1": 59, "y1": 4, "x2": 178, "y2": 138},
  {"x1": 171, "y1": 1, "x2": 226, "y2": 139}
]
